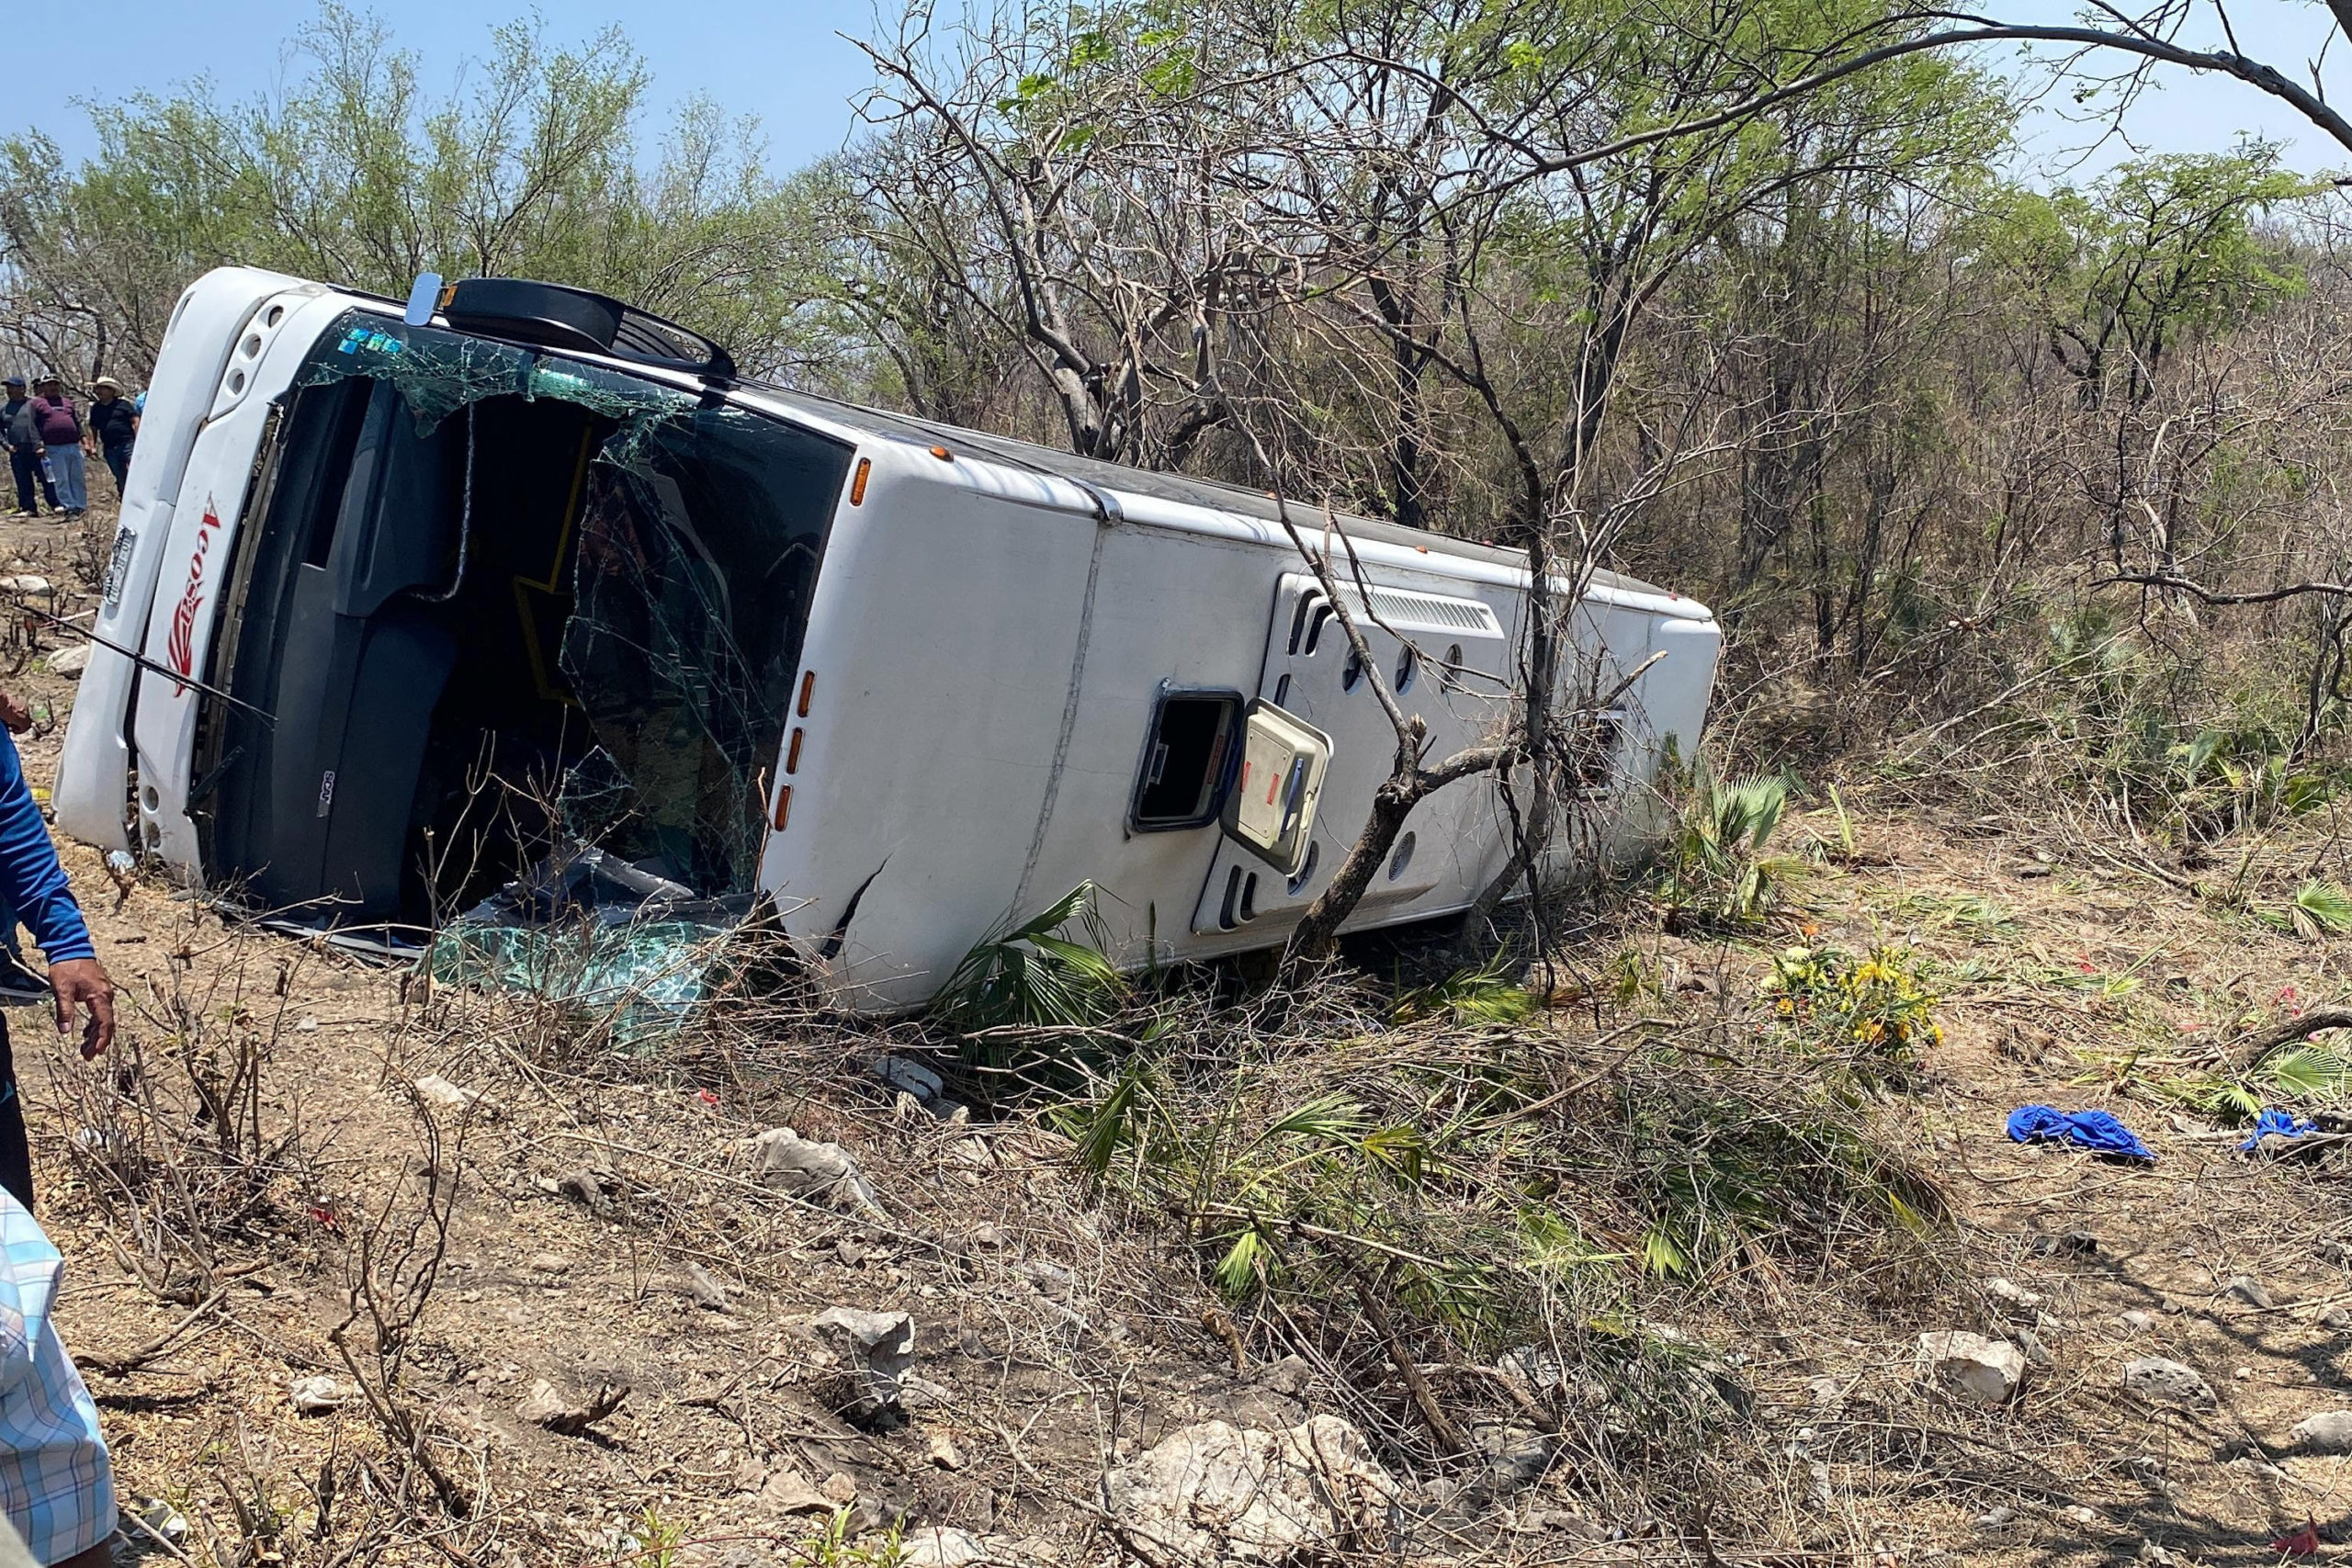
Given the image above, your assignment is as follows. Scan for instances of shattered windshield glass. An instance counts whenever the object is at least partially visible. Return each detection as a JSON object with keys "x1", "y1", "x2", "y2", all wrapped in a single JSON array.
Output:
[{"x1": 288, "y1": 310, "x2": 852, "y2": 899}]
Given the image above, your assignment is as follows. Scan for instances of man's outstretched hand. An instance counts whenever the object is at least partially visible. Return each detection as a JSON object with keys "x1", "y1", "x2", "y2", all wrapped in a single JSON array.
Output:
[{"x1": 50, "y1": 958, "x2": 113, "y2": 1060}]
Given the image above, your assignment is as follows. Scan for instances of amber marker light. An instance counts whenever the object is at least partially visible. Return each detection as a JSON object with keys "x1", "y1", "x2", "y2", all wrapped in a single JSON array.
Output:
[
  {"x1": 772, "y1": 785, "x2": 793, "y2": 831},
  {"x1": 850, "y1": 457, "x2": 871, "y2": 504},
  {"x1": 786, "y1": 728, "x2": 805, "y2": 773},
  {"x1": 930, "y1": 445, "x2": 954, "y2": 461},
  {"x1": 798, "y1": 671, "x2": 816, "y2": 717}
]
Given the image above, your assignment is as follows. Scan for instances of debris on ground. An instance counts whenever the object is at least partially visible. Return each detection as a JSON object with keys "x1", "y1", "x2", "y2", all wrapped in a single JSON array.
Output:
[
  {"x1": 1100, "y1": 1416, "x2": 1399, "y2": 1567},
  {"x1": 288, "y1": 1374, "x2": 349, "y2": 1415},
  {"x1": 808, "y1": 1306, "x2": 917, "y2": 1422},
  {"x1": 515, "y1": 1376, "x2": 629, "y2": 1436},
  {"x1": 2007, "y1": 1104, "x2": 2156, "y2": 1161},
  {"x1": 753, "y1": 1126, "x2": 886, "y2": 1218},
  {"x1": 2240, "y1": 1106, "x2": 2324, "y2": 1155},
  {"x1": 1916, "y1": 1331, "x2": 2027, "y2": 1405}
]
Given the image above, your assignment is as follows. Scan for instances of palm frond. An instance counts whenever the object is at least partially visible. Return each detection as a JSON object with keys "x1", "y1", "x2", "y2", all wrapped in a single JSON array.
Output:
[
  {"x1": 933, "y1": 881, "x2": 1125, "y2": 1030},
  {"x1": 2263, "y1": 1042, "x2": 2352, "y2": 1100},
  {"x1": 2290, "y1": 879, "x2": 2352, "y2": 941},
  {"x1": 1394, "y1": 951, "x2": 1541, "y2": 1025}
]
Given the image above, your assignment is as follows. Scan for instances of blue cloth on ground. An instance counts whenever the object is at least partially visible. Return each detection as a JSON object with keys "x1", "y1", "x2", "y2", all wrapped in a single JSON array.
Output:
[
  {"x1": 2239, "y1": 1107, "x2": 2321, "y2": 1155},
  {"x1": 2007, "y1": 1104, "x2": 2155, "y2": 1162}
]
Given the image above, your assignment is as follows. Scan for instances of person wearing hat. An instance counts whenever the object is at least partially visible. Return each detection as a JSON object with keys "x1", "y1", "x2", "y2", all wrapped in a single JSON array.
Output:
[
  {"x1": 24, "y1": 381, "x2": 80, "y2": 521},
  {"x1": 80, "y1": 380, "x2": 133, "y2": 502},
  {"x1": 0, "y1": 383, "x2": 52, "y2": 519}
]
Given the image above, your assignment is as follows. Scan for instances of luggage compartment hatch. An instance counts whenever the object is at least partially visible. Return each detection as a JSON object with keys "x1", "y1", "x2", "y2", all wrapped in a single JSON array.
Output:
[
  {"x1": 1188, "y1": 570, "x2": 1512, "y2": 939},
  {"x1": 1221, "y1": 700, "x2": 1329, "y2": 876}
]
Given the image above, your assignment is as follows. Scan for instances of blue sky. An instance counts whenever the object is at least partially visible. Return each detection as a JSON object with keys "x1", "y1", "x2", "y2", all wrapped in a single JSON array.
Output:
[
  {"x1": 17, "y1": 0, "x2": 886, "y2": 167},
  {"x1": 2003, "y1": 0, "x2": 2343, "y2": 179},
  {"x1": 15, "y1": 1, "x2": 2348, "y2": 186}
]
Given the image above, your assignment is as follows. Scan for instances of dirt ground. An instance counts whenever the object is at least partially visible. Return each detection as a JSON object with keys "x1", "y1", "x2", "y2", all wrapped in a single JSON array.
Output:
[{"x1": 12, "y1": 484, "x2": 2352, "y2": 1566}]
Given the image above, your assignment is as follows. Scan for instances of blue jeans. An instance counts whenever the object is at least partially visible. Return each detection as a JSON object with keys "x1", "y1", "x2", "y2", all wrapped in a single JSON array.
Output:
[{"x1": 44, "y1": 446, "x2": 83, "y2": 512}]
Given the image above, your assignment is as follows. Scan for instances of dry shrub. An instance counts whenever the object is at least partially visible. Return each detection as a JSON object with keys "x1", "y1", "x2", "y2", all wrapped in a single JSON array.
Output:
[{"x1": 57, "y1": 901, "x2": 322, "y2": 1299}]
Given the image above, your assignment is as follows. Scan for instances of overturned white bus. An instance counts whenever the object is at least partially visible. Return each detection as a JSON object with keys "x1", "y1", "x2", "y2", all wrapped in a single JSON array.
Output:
[{"x1": 54, "y1": 267, "x2": 1720, "y2": 1010}]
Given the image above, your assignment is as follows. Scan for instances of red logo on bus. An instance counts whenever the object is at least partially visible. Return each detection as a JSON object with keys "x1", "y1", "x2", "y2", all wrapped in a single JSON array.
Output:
[{"x1": 165, "y1": 499, "x2": 219, "y2": 695}]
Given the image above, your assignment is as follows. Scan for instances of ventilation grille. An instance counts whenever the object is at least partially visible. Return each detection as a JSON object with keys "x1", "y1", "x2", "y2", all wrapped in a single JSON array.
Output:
[{"x1": 1343, "y1": 584, "x2": 1505, "y2": 638}]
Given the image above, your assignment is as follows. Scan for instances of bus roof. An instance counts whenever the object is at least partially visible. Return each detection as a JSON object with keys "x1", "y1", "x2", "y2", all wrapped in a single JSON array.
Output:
[{"x1": 738, "y1": 382, "x2": 1670, "y2": 602}]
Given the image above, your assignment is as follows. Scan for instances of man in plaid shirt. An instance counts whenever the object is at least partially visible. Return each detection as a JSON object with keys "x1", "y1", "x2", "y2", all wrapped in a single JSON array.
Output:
[{"x1": 0, "y1": 1189, "x2": 112, "y2": 1562}]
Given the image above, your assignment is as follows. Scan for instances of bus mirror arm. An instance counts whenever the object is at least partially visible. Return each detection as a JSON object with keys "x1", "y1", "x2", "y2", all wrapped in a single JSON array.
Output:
[{"x1": 6, "y1": 598, "x2": 276, "y2": 727}]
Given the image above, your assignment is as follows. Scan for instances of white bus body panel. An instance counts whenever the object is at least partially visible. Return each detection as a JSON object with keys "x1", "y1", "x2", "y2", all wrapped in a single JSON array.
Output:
[{"x1": 55, "y1": 268, "x2": 328, "y2": 852}]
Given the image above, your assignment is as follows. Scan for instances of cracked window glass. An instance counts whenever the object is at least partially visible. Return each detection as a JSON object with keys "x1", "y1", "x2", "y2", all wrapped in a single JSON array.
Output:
[{"x1": 206, "y1": 308, "x2": 853, "y2": 1021}]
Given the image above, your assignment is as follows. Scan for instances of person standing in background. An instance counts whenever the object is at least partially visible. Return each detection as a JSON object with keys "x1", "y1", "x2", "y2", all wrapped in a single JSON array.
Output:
[
  {"x1": 79, "y1": 382, "x2": 132, "y2": 502},
  {"x1": 0, "y1": 384, "x2": 52, "y2": 520},
  {"x1": 23, "y1": 384, "x2": 78, "y2": 522}
]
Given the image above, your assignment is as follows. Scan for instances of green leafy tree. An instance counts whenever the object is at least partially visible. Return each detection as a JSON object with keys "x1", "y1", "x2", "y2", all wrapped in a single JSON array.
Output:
[{"x1": 1996, "y1": 150, "x2": 2316, "y2": 407}]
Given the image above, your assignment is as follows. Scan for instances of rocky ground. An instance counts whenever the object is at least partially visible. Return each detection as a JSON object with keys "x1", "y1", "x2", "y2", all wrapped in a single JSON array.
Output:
[{"x1": 6, "y1": 491, "x2": 2352, "y2": 1566}]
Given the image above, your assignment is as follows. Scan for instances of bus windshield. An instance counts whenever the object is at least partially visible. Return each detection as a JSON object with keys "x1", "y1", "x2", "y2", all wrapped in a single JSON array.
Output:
[{"x1": 195, "y1": 310, "x2": 852, "y2": 928}]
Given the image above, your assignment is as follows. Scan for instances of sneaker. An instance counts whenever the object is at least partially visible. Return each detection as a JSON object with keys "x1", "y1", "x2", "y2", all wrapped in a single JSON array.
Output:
[{"x1": 0, "y1": 953, "x2": 46, "y2": 1006}]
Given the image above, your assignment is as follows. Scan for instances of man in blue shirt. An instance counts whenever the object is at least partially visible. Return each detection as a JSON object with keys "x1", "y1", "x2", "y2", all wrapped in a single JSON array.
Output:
[{"x1": 0, "y1": 733, "x2": 110, "y2": 1211}]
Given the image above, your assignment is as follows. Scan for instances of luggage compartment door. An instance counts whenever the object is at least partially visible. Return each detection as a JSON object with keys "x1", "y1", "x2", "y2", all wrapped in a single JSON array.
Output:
[
  {"x1": 1189, "y1": 570, "x2": 1510, "y2": 938},
  {"x1": 1220, "y1": 699, "x2": 1330, "y2": 876}
]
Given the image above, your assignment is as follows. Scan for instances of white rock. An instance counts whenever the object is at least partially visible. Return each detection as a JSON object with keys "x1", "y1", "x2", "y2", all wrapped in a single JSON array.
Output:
[
  {"x1": 2121, "y1": 1357, "x2": 2215, "y2": 1410},
  {"x1": 809, "y1": 1306, "x2": 915, "y2": 1419},
  {"x1": 2291, "y1": 1410, "x2": 2352, "y2": 1453},
  {"x1": 752, "y1": 1468, "x2": 834, "y2": 1515},
  {"x1": 926, "y1": 1429, "x2": 965, "y2": 1470},
  {"x1": 45, "y1": 642, "x2": 87, "y2": 677},
  {"x1": 2226, "y1": 1275, "x2": 2277, "y2": 1309},
  {"x1": 0, "y1": 576, "x2": 51, "y2": 596},
  {"x1": 1102, "y1": 1416, "x2": 1398, "y2": 1568},
  {"x1": 1984, "y1": 1277, "x2": 2042, "y2": 1310},
  {"x1": 1916, "y1": 1331, "x2": 2027, "y2": 1406},
  {"x1": 900, "y1": 1529, "x2": 1012, "y2": 1568},
  {"x1": 413, "y1": 1074, "x2": 479, "y2": 1111},
  {"x1": 752, "y1": 1127, "x2": 884, "y2": 1218},
  {"x1": 1975, "y1": 1506, "x2": 2016, "y2": 1530},
  {"x1": 527, "y1": 1252, "x2": 571, "y2": 1275},
  {"x1": 288, "y1": 1374, "x2": 349, "y2": 1414},
  {"x1": 2119, "y1": 1309, "x2": 2155, "y2": 1331}
]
